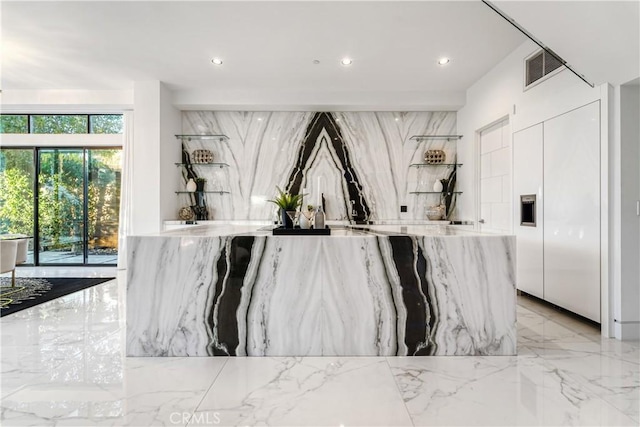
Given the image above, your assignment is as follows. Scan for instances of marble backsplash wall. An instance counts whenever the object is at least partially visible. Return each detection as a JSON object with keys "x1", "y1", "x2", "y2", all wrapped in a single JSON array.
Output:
[{"x1": 179, "y1": 111, "x2": 457, "y2": 221}]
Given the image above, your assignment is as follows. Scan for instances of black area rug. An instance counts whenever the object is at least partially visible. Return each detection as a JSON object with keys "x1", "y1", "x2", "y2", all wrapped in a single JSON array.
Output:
[{"x1": 0, "y1": 277, "x2": 114, "y2": 317}]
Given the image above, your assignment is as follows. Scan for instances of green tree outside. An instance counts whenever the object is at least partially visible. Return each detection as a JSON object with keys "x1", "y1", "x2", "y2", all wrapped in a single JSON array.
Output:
[
  {"x1": 0, "y1": 167, "x2": 34, "y2": 235},
  {"x1": 31, "y1": 115, "x2": 88, "y2": 134},
  {"x1": 0, "y1": 115, "x2": 28, "y2": 133},
  {"x1": 90, "y1": 115, "x2": 124, "y2": 134}
]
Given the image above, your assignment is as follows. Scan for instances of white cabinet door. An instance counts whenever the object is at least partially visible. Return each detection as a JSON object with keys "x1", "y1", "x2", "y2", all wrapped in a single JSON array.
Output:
[
  {"x1": 513, "y1": 124, "x2": 544, "y2": 299},
  {"x1": 543, "y1": 101, "x2": 600, "y2": 322}
]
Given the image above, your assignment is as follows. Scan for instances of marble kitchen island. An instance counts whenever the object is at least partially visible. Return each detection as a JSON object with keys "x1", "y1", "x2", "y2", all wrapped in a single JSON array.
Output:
[{"x1": 127, "y1": 224, "x2": 516, "y2": 357}]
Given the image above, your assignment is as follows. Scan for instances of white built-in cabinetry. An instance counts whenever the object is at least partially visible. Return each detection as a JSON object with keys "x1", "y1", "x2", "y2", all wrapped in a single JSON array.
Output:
[
  {"x1": 513, "y1": 101, "x2": 601, "y2": 322},
  {"x1": 513, "y1": 123, "x2": 544, "y2": 299}
]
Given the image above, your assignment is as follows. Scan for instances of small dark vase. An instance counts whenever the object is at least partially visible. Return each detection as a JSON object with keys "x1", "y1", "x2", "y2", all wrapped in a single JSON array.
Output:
[
  {"x1": 195, "y1": 179, "x2": 205, "y2": 192},
  {"x1": 192, "y1": 205, "x2": 208, "y2": 220},
  {"x1": 280, "y1": 209, "x2": 295, "y2": 228}
]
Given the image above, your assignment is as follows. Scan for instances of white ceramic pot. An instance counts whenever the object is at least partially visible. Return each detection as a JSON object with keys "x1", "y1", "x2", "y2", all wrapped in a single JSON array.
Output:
[
  {"x1": 299, "y1": 213, "x2": 312, "y2": 229},
  {"x1": 186, "y1": 178, "x2": 197, "y2": 192},
  {"x1": 433, "y1": 179, "x2": 444, "y2": 192}
]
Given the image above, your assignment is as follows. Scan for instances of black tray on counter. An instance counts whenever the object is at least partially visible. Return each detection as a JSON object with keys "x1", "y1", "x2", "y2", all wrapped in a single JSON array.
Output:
[{"x1": 272, "y1": 226, "x2": 331, "y2": 235}]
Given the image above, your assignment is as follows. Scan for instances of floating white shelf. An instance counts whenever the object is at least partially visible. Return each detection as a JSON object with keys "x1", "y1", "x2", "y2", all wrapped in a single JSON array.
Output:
[{"x1": 175, "y1": 134, "x2": 228, "y2": 142}]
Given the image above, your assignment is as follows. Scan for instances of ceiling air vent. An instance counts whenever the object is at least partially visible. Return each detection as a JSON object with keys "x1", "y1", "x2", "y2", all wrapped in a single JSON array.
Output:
[{"x1": 525, "y1": 49, "x2": 564, "y2": 88}]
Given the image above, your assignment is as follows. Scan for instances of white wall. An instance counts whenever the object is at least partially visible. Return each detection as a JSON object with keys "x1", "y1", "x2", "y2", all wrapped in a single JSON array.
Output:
[
  {"x1": 494, "y1": 0, "x2": 640, "y2": 87},
  {"x1": 616, "y1": 82, "x2": 640, "y2": 339},
  {"x1": 173, "y1": 89, "x2": 465, "y2": 112},
  {"x1": 0, "y1": 133, "x2": 121, "y2": 147},
  {"x1": 130, "y1": 81, "x2": 181, "y2": 235},
  {"x1": 0, "y1": 89, "x2": 132, "y2": 113},
  {"x1": 457, "y1": 40, "x2": 605, "y2": 223},
  {"x1": 457, "y1": 39, "x2": 610, "y2": 334},
  {"x1": 131, "y1": 82, "x2": 161, "y2": 235},
  {"x1": 159, "y1": 85, "x2": 182, "y2": 224}
]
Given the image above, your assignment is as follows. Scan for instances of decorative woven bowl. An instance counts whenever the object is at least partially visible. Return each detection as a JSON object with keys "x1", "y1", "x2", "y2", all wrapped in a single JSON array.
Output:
[
  {"x1": 426, "y1": 204, "x2": 446, "y2": 220},
  {"x1": 192, "y1": 149, "x2": 214, "y2": 164},
  {"x1": 178, "y1": 206, "x2": 194, "y2": 220},
  {"x1": 424, "y1": 150, "x2": 446, "y2": 164}
]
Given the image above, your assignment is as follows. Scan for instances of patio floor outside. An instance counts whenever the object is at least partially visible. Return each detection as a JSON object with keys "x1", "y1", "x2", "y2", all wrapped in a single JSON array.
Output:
[{"x1": 23, "y1": 250, "x2": 117, "y2": 265}]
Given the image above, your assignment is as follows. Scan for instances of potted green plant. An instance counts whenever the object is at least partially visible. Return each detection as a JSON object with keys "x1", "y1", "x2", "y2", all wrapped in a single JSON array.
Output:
[{"x1": 268, "y1": 186, "x2": 304, "y2": 228}]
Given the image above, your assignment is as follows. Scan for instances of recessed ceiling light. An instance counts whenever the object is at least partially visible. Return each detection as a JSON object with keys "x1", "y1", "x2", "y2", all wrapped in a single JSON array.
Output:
[
  {"x1": 438, "y1": 57, "x2": 450, "y2": 66},
  {"x1": 313, "y1": 59, "x2": 320, "y2": 64},
  {"x1": 340, "y1": 58, "x2": 353, "y2": 66},
  {"x1": 257, "y1": 117, "x2": 262, "y2": 121},
  {"x1": 211, "y1": 57, "x2": 223, "y2": 65}
]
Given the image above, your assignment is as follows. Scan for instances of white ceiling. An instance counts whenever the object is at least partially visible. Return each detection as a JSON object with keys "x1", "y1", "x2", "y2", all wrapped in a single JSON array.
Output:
[
  {"x1": 1, "y1": 0, "x2": 525, "y2": 97},
  {"x1": 494, "y1": 0, "x2": 640, "y2": 86},
  {"x1": 3, "y1": 1, "x2": 637, "y2": 111}
]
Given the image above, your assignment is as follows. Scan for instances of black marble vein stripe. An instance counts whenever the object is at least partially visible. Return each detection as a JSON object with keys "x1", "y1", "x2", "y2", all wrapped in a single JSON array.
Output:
[
  {"x1": 417, "y1": 241, "x2": 437, "y2": 355},
  {"x1": 209, "y1": 236, "x2": 255, "y2": 356},
  {"x1": 388, "y1": 236, "x2": 434, "y2": 356},
  {"x1": 286, "y1": 112, "x2": 371, "y2": 221},
  {"x1": 207, "y1": 239, "x2": 228, "y2": 355},
  {"x1": 376, "y1": 237, "x2": 400, "y2": 356}
]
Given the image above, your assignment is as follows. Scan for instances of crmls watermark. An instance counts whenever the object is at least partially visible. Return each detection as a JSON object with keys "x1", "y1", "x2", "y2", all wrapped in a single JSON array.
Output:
[{"x1": 169, "y1": 412, "x2": 221, "y2": 425}]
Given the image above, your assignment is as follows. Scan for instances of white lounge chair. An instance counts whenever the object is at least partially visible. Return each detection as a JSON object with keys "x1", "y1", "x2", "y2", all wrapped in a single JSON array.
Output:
[
  {"x1": 15, "y1": 239, "x2": 28, "y2": 265},
  {"x1": 1, "y1": 240, "x2": 19, "y2": 287}
]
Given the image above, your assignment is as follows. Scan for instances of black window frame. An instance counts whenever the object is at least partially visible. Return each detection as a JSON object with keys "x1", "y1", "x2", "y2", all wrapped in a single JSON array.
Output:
[{"x1": 0, "y1": 145, "x2": 122, "y2": 267}]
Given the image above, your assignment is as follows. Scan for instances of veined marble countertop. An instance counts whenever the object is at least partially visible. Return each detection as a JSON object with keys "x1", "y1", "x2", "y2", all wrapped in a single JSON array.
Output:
[{"x1": 145, "y1": 223, "x2": 497, "y2": 238}]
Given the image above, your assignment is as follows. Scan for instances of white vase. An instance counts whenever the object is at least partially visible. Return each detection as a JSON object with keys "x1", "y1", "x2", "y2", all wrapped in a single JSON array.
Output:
[
  {"x1": 186, "y1": 178, "x2": 197, "y2": 192},
  {"x1": 433, "y1": 179, "x2": 443, "y2": 192},
  {"x1": 299, "y1": 213, "x2": 311, "y2": 229}
]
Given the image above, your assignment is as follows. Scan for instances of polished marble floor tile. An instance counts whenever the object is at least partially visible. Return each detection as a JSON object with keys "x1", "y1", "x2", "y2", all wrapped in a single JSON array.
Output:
[
  {"x1": 523, "y1": 340, "x2": 640, "y2": 423},
  {"x1": 2, "y1": 331, "x2": 228, "y2": 426},
  {"x1": 518, "y1": 296, "x2": 603, "y2": 337},
  {"x1": 518, "y1": 312, "x2": 598, "y2": 345},
  {"x1": 1, "y1": 279, "x2": 122, "y2": 400},
  {"x1": 191, "y1": 357, "x2": 413, "y2": 427},
  {"x1": 387, "y1": 355, "x2": 637, "y2": 426},
  {"x1": 1, "y1": 275, "x2": 638, "y2": 426}
]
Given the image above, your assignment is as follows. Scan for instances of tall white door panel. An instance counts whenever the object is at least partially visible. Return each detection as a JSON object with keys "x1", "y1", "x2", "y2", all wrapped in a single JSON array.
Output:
[
  {"x1": 479, "y1": 119, "x2": 511, "y2": 234},
  {"x1": 513, "y1": 124, "x2": 544, "y2": 299},
  {"x1": 543, "y1": 101, "x2": 600, "y2": 322}
]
